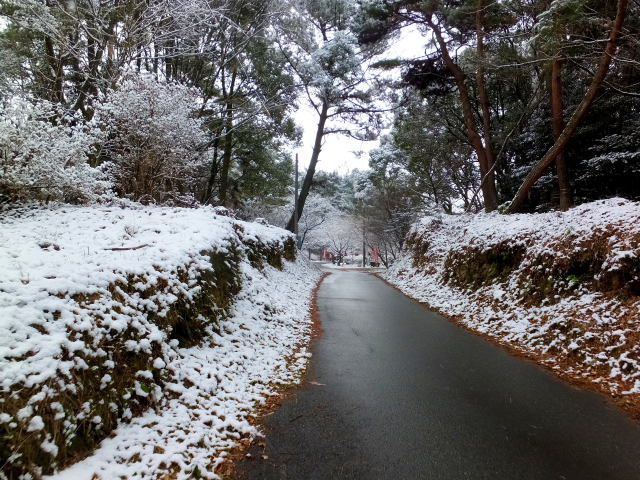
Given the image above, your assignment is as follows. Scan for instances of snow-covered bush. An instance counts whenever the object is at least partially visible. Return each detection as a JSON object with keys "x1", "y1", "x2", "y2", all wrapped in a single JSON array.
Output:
[
  {"x1": 0, "y1": 97, "x2": 110, "y2": 203},
  {"x1": 95, "y1": 75, "x2": 208, "y2": 203}
]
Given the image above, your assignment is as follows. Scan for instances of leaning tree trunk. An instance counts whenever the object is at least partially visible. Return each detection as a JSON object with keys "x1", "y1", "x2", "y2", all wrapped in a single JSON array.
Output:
[
  {"x1": 551, "y1": 57, "x2": 572, "y2": 211},
  {"x1": 506, "y1": 0, "x2": 628, "y2": 214},
  {"x1": 286, "y1": 101, "x2": 329, "y2": 233},
  {"x1": 428, "y1": 18, "x2": 498, "y2": 212}
]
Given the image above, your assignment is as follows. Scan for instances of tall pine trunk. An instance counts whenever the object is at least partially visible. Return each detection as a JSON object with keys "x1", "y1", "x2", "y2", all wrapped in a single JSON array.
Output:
[
  {"x1": 428, "y1": 18, "x2": 498, "y2": 212},
  {"x1": 475, "y1": 0, "x2": 498, "y2": 209},
  {"x1": 551, "y1": 57, "x2": 572, "y2": 211},
  {"x1": 202, "y1": 134, "x2": 221, "y2": 204},
  {"x1": 219, "y1": 66, "x2": 238, "y2": 206}
]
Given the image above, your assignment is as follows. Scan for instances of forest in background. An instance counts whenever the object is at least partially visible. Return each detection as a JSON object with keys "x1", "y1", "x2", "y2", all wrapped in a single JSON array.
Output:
[{"x1": 1, "y1": 0, "x2": 640, "y2": 261}]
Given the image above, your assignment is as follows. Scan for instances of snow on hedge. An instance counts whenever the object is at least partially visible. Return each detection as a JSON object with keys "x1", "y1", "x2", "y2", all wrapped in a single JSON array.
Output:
[
  {"x1": 0, "y1": 204, "x2": 319, "y2": 479},
  {"x1": 385, "y1": 198, "x2": 640, "y2": 398},
  {"x1": 0, "y1": 98, "x2": 111, "y2": 203}
]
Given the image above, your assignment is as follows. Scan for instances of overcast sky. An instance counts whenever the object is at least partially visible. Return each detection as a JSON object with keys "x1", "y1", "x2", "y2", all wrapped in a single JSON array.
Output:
[{"x1": 294, "y1": 25, "x2": 427, "y2": 175}]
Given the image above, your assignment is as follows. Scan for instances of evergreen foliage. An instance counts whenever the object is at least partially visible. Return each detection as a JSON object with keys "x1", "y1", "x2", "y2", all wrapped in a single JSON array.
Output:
[{"x1": 0, "y1": 0, "x2": 638, "y2": 215}]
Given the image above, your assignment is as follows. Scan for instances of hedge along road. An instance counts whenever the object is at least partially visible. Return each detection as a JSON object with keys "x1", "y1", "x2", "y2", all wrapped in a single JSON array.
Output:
[{"x1": 233, "y1": 270, "x2": 640, "y2": 479}]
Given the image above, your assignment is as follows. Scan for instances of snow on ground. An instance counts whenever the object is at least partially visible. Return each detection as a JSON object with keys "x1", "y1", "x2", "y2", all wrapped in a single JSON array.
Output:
[
  {"x1": 47, "y1": 258, "x2": 317, "y2": 480},
  {"x1": 0, "y1": 203, "x2": 320, "y2": 479},
  {"x1": 1, "y1": 204, "x2": 238, "y2": 392},
  {"x1": 384, "y1": 198, "x2": 640, "y2": 400}
]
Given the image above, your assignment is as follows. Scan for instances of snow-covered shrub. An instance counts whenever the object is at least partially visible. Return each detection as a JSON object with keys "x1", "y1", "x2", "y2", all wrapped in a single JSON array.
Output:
[
  {"x1": 95, "y1": 75, "x2": 208, "y2": 203},
  {"x1": 0, "y1": 97, "x2": 110, "y2": 203}
]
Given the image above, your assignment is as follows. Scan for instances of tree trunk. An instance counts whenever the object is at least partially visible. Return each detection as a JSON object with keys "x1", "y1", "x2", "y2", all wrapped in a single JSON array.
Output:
[
  {"x1": 219, "y1": 66, "x2": 238, "y2": 206},
  {"x1": 551, "y1": 57, "x2": 572, "y2": 211},
  {"x1": 202, "y1": 135, "x2": 221, "y2": 203},
  {"x1": 506, "y1": 0, "x2": 628, "y2": 213},
  {"x1": 153, "y1": 44, "x2": 159, "y2": 78},
  {"x1": 427, "y1": 18, "x2": 498, "y2": 212},
  {"x1": 475, "y1": 0, "x2": 498, "y2": 208},
  {"x1": 286, "y1": 101, "x2": 330, "y2": 232},
  {"x1": 44, "y1": 37, "x2": 64, "y2": 104},
  {"x1": 43, "y1": 1, "x2": 64, "y2": 104}
]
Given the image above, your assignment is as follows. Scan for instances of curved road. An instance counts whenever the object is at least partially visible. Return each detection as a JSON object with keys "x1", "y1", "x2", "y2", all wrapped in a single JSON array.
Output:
[{"x1": 234, "y1": 270, "x2": 640, "y2": 479}]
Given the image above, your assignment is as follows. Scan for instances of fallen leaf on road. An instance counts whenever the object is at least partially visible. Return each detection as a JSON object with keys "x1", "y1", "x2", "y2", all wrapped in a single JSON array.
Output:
[{"x1": 309, "y1": 381, "x2": 325, "y2": 386}]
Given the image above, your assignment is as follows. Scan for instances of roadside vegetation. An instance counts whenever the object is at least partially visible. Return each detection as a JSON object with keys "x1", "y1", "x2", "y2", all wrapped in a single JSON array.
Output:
[{"x1": 2, "y1": 0, "x2": 640, "y2": 477}]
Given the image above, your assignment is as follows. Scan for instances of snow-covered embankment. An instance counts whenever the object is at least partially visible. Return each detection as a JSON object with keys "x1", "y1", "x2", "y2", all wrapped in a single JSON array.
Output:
[
  {"x1": 384, "y1": 199, "x2": 640, "y2": 412},
  {"x1": 0, "y1": 205, "x2": 320, "y2": 479}
]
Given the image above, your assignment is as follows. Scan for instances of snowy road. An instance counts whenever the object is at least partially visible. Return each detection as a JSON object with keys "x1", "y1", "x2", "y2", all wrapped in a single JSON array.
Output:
[{"x1": 234, "y1": 271, "x2": 640, "y2": 479}]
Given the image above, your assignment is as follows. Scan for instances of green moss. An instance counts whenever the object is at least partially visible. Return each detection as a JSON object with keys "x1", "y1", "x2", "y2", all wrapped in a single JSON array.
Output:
[
  {"x1": 566, "y1": 274, "x2": 580, "y2": 286},
  {"x1": 0, "y1": 341, "x2": 160, "y2": 479},
  {"x1": 518, "y1": 243, "x2": 606, "y2": 304},
  {"x1": 169, "y1": 249, "x2": 242, "y2": 347},
  {"x1": 244, "y1": 237, "x2": 294, "y2": 272},
  {"x1": 597, "y1": 255, "x2": 640, "y2": 298},
  {"x1": 443, "y1": 242, "x2": 525, "y2": 289},
  {"x1": 404, "y1": 232, "x2": 431, "y2": 269}
]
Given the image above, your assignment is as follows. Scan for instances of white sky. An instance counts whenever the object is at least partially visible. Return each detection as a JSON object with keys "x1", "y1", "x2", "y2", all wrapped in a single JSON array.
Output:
[{"x1": 294, "y1": 25, "x2": 427, "y2": 174}]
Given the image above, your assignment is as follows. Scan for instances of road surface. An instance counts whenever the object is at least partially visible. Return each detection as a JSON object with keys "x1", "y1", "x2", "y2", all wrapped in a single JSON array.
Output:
[{"x1": 233, "y1": 270, "x2": 640, "y2": 479}]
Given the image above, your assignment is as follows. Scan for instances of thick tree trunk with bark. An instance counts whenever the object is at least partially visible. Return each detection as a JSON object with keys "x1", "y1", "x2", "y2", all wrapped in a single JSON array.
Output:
[
  {"x1": 551, "y1": 57, "x2": 572, "y2": 211},
  {"x1": 43, "y1": 1, "x2": 64, "y2": 104},
  {"x1": 286, "y1": 101, "x2": 330, "y2": 233},
  {"x1": 506, "y1": 0, "x2": 628, "y2": 213},
  {"x1": 428, "y1": 18, "x2": 498, "y2": 212}
]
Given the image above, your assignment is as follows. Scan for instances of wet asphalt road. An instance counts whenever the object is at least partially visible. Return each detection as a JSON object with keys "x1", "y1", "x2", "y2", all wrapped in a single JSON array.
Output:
[{"x1": 234, "y1": 271, "x2": 640, "y2": 479}]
